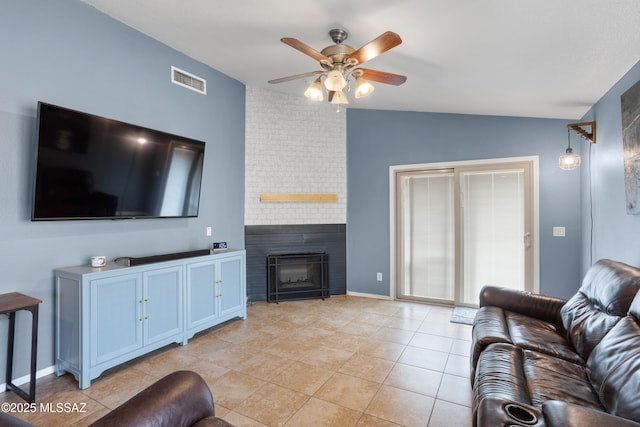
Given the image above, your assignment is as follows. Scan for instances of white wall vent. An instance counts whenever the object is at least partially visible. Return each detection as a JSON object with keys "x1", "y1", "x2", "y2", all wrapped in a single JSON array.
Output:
[{"x1": 171, "y1": 66, "x2": 206, "y2": 95}]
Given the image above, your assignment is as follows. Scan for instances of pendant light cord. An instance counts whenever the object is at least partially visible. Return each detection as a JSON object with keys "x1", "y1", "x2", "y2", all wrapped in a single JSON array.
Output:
[{"x1": 589, "y1": 138, "x2": 594, "y2": 265}]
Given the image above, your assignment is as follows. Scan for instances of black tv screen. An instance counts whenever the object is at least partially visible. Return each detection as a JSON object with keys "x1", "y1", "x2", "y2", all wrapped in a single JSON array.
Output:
[{"x1": 32, "y1": 102, "x2": 205, "y2": 220}]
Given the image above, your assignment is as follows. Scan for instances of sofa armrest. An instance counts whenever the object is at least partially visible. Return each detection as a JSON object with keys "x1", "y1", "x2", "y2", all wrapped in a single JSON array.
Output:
[
  {"x1": 90, "y1": 371, "x2": 217, "y2": 427},
  {"x1": 479, "y1": 286, "x2": 566, "y2": 325},
  {"x1": 543, "y1": 401, "x2": 640, "y2": 427}
]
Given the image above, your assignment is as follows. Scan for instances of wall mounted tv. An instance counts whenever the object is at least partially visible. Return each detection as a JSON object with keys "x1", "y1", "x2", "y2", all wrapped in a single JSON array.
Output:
[{"x1": 32, "y1": 102, "x2": 205, "y2": 221}]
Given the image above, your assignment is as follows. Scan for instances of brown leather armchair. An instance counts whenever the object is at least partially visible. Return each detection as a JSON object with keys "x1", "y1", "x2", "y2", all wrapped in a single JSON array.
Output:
[
  {"x1": 91, "y1": 370, "x2": 233, "y2": 427},
  {"x1": 0, "y1": 371, "x2": 233, "y2": 427}
]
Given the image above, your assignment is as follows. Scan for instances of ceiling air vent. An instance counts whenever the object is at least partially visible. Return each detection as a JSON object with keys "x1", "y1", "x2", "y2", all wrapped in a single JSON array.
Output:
[{"x1": 171, "y1": 66, "x2": 206, "y2": 95}]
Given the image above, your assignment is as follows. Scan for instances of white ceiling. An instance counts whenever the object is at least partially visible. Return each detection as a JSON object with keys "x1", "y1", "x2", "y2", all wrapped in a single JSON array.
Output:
[{"x1": 82, "y1": 0, "x2": 640, "y2": 119}]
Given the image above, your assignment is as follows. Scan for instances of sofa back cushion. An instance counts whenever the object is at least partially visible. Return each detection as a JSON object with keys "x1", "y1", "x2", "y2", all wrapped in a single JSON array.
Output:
[
  {"x1": 560, "y1": 259, "x2": 640, "y2": 359},
  {"x1": 585, "y1": 292, "x2": 640, "y2": 422}
]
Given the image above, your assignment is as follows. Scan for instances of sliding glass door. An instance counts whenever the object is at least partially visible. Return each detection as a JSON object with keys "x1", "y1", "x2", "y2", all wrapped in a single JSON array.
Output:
[
  {"x1": 397, "y1": 170, "x2": 455, "y2": 302},
  {"x1": 395, "y1": 161, "x2": 533, "y2": 306}
]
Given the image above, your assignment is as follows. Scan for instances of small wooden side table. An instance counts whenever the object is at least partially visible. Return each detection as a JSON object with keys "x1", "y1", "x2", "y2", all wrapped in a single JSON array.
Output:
[{"x1": 0, "y1": 292, "x2": 41, "y2": 403}]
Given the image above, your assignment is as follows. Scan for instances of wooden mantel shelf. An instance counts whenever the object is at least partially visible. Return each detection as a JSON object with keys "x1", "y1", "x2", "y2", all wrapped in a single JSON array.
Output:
[{"x1": 260, "y1": 193, "x2": 338, "y2": 203}]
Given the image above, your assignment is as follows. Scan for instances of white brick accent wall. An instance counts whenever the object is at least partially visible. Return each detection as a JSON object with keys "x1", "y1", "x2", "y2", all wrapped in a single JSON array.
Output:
[{"x1": 245, "y1": 86, "x2": 346, "y2": 225}]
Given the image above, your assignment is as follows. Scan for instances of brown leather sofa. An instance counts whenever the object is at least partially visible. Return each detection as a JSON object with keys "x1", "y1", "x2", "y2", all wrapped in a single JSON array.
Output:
[
  {"x1": 471, "y1": 259, "x2": 640, "y2": 427},
  {"x1": 0, "y1": 371, "x2": 234, "y2": 427}
]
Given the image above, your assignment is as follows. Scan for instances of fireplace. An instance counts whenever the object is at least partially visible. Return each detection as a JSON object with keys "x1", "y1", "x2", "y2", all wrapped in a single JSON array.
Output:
[
  {"x1": 245, "y1": 224, "x2": 345, "y2": 302},
  {"x1": 267, "y1": 253, "x2": 329, "y2": 302}
]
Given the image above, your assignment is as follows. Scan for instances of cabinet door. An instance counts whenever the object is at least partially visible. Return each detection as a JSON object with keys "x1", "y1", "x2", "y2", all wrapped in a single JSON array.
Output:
[
  {"x1": 90, "y1": 274, "x2": 142, "y2": 366},
  {"x1": 143, "y1": 266, "x2": 183, "y2": 345},
  {"x1": 219, "y1": 256, "x2": 244, "y2": 317},
  {"x1": 186, "y1": 261, "x2": 217, "y2": 328}
]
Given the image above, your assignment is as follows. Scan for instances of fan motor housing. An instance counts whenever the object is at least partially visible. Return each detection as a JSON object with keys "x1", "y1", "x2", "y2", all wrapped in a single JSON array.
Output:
[{"x1": 320, "y1": 44, "x2": 355, "y2": 69}]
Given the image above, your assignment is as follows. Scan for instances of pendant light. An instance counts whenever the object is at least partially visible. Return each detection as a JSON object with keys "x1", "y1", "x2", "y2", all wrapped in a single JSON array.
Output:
[
  {"x1": 559, "y1": 129, "x2": 581, "y2": 170},
  {"x1": 558, "y1": 121, "x2": 596, "y2": 171}
]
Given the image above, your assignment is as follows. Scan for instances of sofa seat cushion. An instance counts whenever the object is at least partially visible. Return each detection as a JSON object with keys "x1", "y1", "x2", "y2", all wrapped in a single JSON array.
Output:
[
  {"x1": 542, "y1": 401, "x2": 640, "y2": 427},
  {"x1": 561, "y1": 259, "x2": 640, "y2": 360},
  {"x1": 472, "y1": 307, "x2": 582, "y2": 377},
  {"x1": 506, "y1": 312, "x2": 583, "y2": 365},
  {"x1": 474, "y1": 343, "x2": 604, "y2": 417},
  {"x1": 523, "y1": 350, "x2": 601, "y2": 409}
]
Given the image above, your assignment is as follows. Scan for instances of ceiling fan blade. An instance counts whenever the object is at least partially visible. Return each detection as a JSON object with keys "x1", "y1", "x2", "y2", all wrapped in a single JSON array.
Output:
[
  {"x1": 346, "y1": 31, "x2": 402, "y2": 66},
  {"x1": 281, "y1": 38, "x2": 334, "y2": 65},
  {"x1": 354, "y1": 68, "x2": 407, "y2": 86},
  {"x1": 268, "y1": 71, "x2": 324, "y2": 84}
]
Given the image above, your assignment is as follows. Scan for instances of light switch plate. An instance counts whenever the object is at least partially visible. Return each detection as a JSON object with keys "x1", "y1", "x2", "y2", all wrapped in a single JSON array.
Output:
[{"x1": 553, "y1": 226, "x2": 566, "y2": 237}]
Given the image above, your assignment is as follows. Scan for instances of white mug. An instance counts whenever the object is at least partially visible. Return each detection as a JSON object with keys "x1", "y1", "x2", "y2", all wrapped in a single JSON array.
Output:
[{"x1": 91, "y1": 256, "x2": 107, "y2": 267}]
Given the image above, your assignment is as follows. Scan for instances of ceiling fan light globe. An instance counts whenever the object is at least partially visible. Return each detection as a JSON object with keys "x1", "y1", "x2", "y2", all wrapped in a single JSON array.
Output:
[
  {"x1": 355, "y1": 77, "x2": 375, "y2": 98},
  {"x1": 325, "y1": 69, "x2": 347, "y2": 91},
  {"x1": 330, "y1": 90, "x2": 349, "y2": 105},
  {"x1": 304, "y1": 79, "x2": 324, "y2": 101}
]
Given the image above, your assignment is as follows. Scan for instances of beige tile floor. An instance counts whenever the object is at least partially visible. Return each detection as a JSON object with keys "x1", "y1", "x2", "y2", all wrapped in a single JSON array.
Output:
[{"x1": 1, "y1": 296, "x2": 473, "y2": 427}]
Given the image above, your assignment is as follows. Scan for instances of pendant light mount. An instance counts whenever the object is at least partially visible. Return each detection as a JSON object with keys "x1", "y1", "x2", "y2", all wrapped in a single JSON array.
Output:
[{"x1": 567, "y1": 121, "x2": 596, "y2": 144}]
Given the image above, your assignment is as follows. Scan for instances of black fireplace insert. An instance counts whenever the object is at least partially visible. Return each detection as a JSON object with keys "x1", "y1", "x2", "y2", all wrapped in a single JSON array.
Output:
[{"x1": 267, "y1": 253, "x2": 329, "y2": 302}]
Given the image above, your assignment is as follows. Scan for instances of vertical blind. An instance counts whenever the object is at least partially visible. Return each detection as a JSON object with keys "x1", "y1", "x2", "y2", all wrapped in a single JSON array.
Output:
[
  {"x1": 461, "y1": 170, "x2": 525, "y2": 304},
  {"x1": 401, "y1": 172, "x2": 455, "y2": 301}
]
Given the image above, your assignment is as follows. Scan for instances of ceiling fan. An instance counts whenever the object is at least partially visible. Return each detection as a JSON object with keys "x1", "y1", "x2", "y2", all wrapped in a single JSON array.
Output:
[{"x1": 268, "y1": 29, "x2": 407, "y2": 108}]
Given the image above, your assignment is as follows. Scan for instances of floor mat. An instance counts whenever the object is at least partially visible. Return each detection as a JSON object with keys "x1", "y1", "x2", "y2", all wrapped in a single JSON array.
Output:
[{"x1": 450, "y1": 306, "x2": 478, "y2": 325}]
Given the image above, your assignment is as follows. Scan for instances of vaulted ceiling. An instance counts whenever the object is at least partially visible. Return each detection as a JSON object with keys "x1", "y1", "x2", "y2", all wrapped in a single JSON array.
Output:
[{"x1": 82, "y1": 0, "x2": 640, "y2": 119}]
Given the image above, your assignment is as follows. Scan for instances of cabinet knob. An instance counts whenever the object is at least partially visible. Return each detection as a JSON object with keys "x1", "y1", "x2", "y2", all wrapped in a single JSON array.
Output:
[{"x1": 215, "y1": 280, "x2": 223, "y2": 284}]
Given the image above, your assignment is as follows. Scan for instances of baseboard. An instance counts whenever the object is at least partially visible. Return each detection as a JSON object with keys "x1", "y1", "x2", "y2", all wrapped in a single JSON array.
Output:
[
  {"x1": 347, "y1": 291, "x2": 391, "y2": 300},
  {"x1": 0, "y1": 365, "x2": 56, "y2": 392}
]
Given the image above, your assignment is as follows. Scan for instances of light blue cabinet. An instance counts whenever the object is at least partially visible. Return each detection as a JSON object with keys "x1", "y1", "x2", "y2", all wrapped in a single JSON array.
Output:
[
  {"x1": 219, "y1": 256, "x2": 244, "y2": 318},
  {"x1": 56, "y1": 250, "x2": 246, "y2": 389},
  {"x1": 185, "y1": 251, "x2": 246, "y2": 339},
  {"x1": 143, "y1": 266, "x2": 183, "y2": 346},
  {"x1": 186, "y1": 260, "x2": 218, "y2": 331},
  {"x1": 90, "y1": 273, "x2": 142, "y2": 367}
]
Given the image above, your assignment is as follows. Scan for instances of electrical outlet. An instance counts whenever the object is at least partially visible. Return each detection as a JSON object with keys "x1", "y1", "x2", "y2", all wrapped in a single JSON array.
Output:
[
  {"x1": 206, "y1": 226, "x2": 212, "y2": 237},
  {"x1": 377, "y1": 272, "x2": 383, "y2": 281}
]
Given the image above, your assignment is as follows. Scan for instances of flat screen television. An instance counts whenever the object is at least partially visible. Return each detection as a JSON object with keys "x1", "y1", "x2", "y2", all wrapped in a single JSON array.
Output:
[{"x1": 32, "y1": 102, "x2": 205, "y2": 221}]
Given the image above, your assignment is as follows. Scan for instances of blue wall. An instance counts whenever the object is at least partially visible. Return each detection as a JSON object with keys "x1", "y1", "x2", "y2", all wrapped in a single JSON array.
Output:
[
  {"x1": 346, "y1": 110, "x2": 582, "y2": 300},
  {"x1": 580, "y1": 59, "x2": 640, "y2": 271},
  {"x1": 0, "y1": 0, "x2": 245, "y2": 381},
  {"x1": 3, "y1": 0, "x2": 638, "y2": 387}
]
